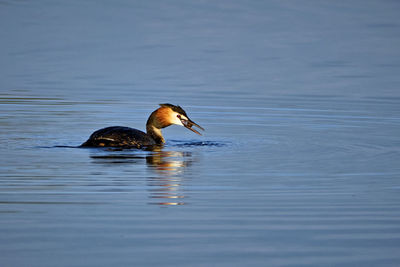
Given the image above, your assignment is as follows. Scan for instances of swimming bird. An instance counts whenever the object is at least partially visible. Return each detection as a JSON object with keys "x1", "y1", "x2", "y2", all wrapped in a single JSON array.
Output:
[{"x1": 81, "y1": 103, "x2": 204, "y2": 148}]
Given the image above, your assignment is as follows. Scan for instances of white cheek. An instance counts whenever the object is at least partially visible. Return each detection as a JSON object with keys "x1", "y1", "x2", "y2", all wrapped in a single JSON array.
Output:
[
  {"x1": 171, "y1": 112, "x2": 187, "y2": 126},
  {"x1": 173, "y1": 117, "x2": 183, "y2": 126}
]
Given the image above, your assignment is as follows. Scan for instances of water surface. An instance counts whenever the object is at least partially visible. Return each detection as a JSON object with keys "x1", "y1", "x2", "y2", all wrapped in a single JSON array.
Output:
[{"x1": 1, "y1": 1, "x2": 400, "y2": 266}]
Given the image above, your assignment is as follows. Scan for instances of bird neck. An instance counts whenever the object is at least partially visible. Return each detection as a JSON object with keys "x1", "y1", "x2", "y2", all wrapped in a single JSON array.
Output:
[
  {"x1": 146, "y1": 109, "x2": 166, "y2": 144},
  {"x1": 146, "y1": 125, "x2": 165, "y2": 144}
]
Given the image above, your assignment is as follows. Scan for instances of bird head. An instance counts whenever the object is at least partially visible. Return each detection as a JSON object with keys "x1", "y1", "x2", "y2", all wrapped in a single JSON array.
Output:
[{"x1": 156, "y1": 103, "x2": 204, "y2": 135}]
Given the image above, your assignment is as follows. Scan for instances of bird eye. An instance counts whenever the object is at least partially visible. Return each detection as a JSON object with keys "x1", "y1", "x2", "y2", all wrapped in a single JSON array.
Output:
[{"x1": 177, "y1": 114, "x2": 181, "y2": 119}]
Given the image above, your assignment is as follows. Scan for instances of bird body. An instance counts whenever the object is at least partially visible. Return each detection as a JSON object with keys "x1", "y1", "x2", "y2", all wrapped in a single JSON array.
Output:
[
  {"x1": 81, "y1": 104, "x2": 203, "y2": 148},
  {"x1": 80, "y1": 126, "x2": 155, "y2": 148}
]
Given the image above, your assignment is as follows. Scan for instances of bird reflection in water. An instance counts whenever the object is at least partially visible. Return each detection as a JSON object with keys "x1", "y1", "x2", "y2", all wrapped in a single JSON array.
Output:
[
  {"x1": 89, "y1": 147, "x2": 192, "y2": 206},
  {"x1": 146, "y1": 149, "x2": 191, "y2": 206}
]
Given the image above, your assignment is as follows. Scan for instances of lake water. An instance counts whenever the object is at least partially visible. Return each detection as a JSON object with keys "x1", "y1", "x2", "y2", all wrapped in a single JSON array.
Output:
[{"x1": 1, "y1": 1, "x2": 400, "y2": 266}]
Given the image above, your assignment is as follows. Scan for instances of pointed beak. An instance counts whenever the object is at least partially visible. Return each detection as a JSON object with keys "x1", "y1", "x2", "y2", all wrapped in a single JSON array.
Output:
[{"x1": 180, "y1": 117, "x2": 205, "y2": 135}]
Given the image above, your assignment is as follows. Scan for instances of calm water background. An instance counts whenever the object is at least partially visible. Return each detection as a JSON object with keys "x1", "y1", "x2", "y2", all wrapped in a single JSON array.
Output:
[{"x1": 1, "y1": 1, "x2": 400, "y2": 266}]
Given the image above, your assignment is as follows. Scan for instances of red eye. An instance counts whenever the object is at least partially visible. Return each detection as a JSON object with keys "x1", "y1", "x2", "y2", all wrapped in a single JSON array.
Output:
[{"x1": 177, "y1": 115, "x2": 181, "y2": 119}]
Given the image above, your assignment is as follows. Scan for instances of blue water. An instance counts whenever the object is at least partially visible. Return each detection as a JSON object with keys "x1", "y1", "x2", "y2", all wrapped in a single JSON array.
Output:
[{"x1": 1, "y1": 1, "x2": 400, "y2": 266}]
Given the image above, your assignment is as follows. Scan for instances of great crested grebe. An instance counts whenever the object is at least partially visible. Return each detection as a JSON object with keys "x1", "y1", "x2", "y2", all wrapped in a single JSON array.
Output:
[{"x1": 81, "y1": 103, "x2": 204, "y2": 148}]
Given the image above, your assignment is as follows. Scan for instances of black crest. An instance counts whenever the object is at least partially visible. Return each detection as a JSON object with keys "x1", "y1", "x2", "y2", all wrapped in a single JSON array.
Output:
[{"x1": 159, "y1": 103, "x2": 188, "y2": 117}]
